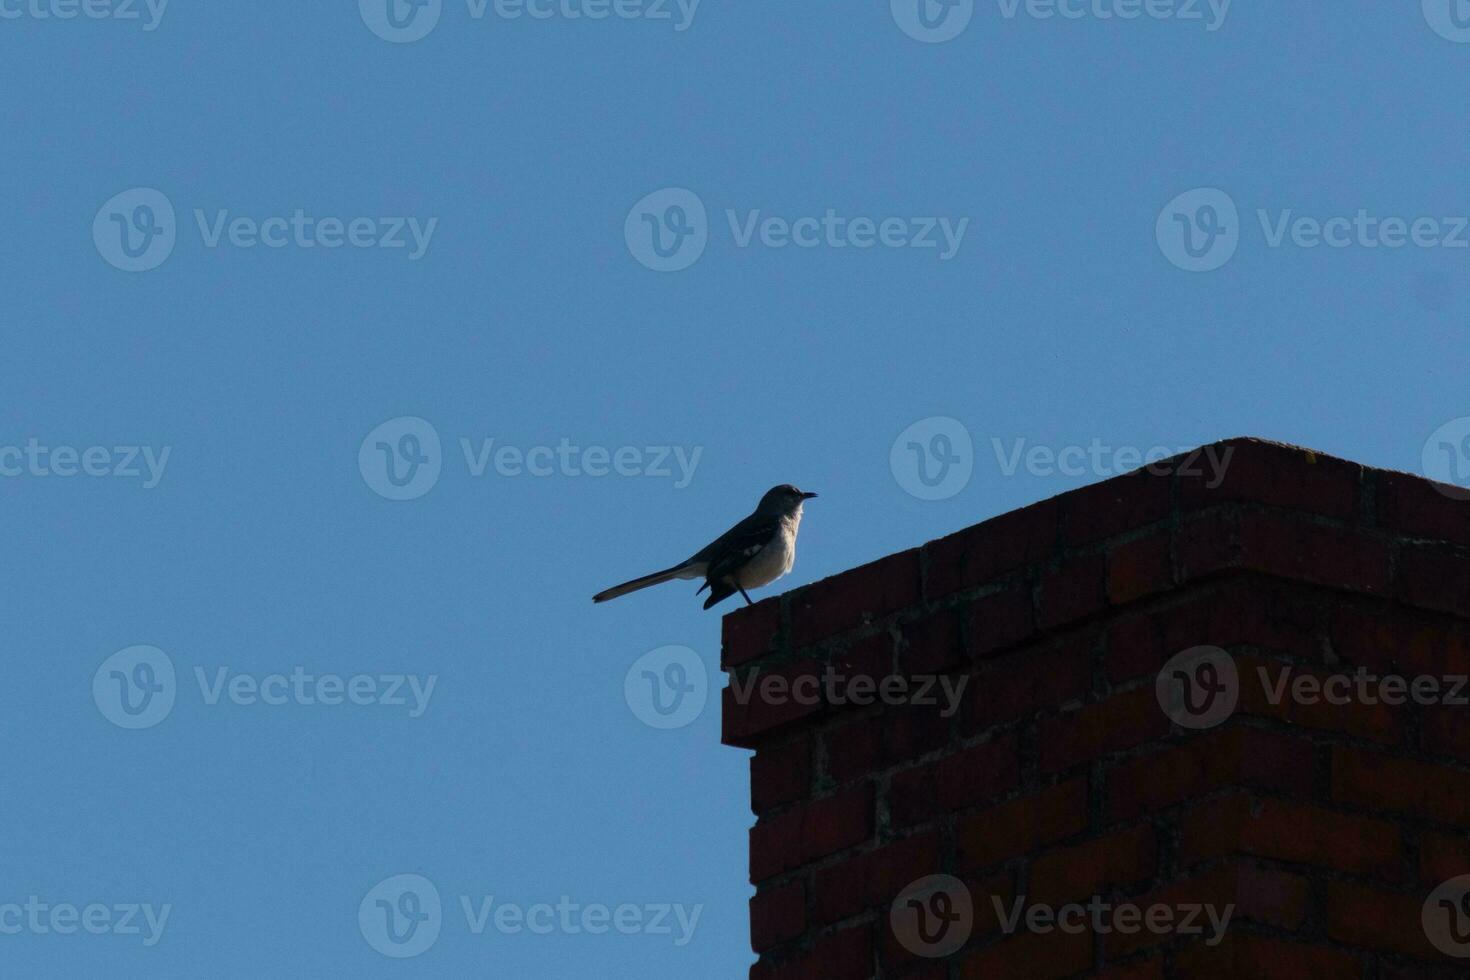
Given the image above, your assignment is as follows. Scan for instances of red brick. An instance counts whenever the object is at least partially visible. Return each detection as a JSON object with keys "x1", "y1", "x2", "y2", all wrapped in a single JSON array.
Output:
[
  {"x1": 937, "y1": 736, "x2": 1022, "y2": 812},
  {"x1": 1038, "y1": 686, "x2": 1169, "y2": 774},
  {"x1": 966, "y1": 584, "x2": 1035, "y2": 659},
  {"x1": 1178, "y1": 509, "x2": 1391, "y2": 595},
  {"x1": 751, "y1": 734, "x2": 812, "y2": 814},
  {"x1": 724, "y1": 658, "x2": 825, "y2": 749},
  {"x1": 750, "y1": 784, "x2": 875, "y2": 882},
  {"x1": 1105, "y1": 727, "x2": 1315, "y2": 822},
  {"x1": 965, "y1": 633, "x2": 1092, "y2": 735},
  {"x1": 1107, "y1": 531, "x2": 1173, "y2": 605},
  {"x1": 789, "y1": 550, "x2": 921, "y2": 647},
  {"x1": 1177, "y1": 439, "x2": 1362, "y2": 521},
  {"x1": 1326, "y1": 880, "x2": 1437, "y2": 959},
  {"x1": 878, "y1": 869, "x2": 1008, "y2": 974},
  {"x1": 956, "y1": 778, "x2": 1088, "y2": 871},
  {"x1": 1180, "y1": 793, "x2": 1402, "y2": 879},
  {"x1": 1234, "y1": 652, "x2": 1403, "y2": 745},
  {"x1": 899, "y1": 608, "x2": 962, "y2": 675},
  {"x1": 1038, "y1": 552, "x2": 1108, "y2": 630},
  {"x1": 1094, "y1": 961, "x2": 1166, "y2": 980},
  {"x1": 751, "y1": 878, "x2": 806, "y2": 952},
  {"x1": 1027, "y1": 824, "x2": 1157, "y2": 904},
  {"x1": 1060, "y1": 466, "x2": 1174, "y2": 546},
  {"x1": 886, "y1": 735, "x2": 1019, "y2": 828},
  {"x1": 1103, "y1": 863, "x2": 1310, "y2": 960},
  {"x1": 1377, "y1": 469, "x2": 1470, "y2": 550},
  {"x1": 1378, "y1": 962, "x2": 1470, "y2": 980},
  {"x1": 1177, "y1": 933, "x2": 1361, "y2": 980},
  {"x1": 723, "y1": 596, "x2": 782, "y2": 669},
  {"x1": 1329, "y1": 603, "x2": 1470, "y2": 679},
  {"x1": 1106, "y1": 577, "x2": 1327, "y2": 683},
  {"x1": 1423, "y1": 705, "x2": 1470, "y2": 763},
  {"x1": 1331, "y1": 746, "x2": 1470, "y2": 827},
  {"x1": 812, "y1": 831, "x2": 941, "y2": 926},
  {"x1": 1422, "y1": 830, "x2": 1470, "y2": 886},
  {"x1": 831, "y1": 631, "x2": 894, "y2": 682},
  {"x1": 823, "y1": 714, "x2": 882, "y2": 785},
  {"x1": 754, "y1": 924, "x2": 873, "y2": 980},
  {"x1": 960, "y1": 925, "x2": 1092, "y2": 979},
  {"x1": 1398, "y1": 545, "x2": 1470, "y2": 620},
  {"x1": 923, "y1": 499, "x2": 1057, "y2": 600}
]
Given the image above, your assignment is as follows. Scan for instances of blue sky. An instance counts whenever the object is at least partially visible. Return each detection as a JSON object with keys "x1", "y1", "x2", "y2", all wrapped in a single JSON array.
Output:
[{"x1": 3, "y1": 2, "x2": 1469, "y2": 976}]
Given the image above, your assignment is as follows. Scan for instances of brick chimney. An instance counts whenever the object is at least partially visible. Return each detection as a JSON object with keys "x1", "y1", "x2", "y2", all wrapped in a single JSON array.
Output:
[{"x1": 721, "y1": 438, "x2": 1470, "y2": 979}]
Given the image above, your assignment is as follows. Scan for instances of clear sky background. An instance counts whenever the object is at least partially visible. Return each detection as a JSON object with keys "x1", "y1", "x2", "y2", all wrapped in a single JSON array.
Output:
[{"x1": 3, "y1": 2, "x2": 1469, "y2": 977}]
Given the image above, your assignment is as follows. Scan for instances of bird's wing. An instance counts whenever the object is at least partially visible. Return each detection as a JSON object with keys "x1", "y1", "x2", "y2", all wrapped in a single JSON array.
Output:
[{"x1": 690, "y1": 512, "x2": 780, "y2": 581}]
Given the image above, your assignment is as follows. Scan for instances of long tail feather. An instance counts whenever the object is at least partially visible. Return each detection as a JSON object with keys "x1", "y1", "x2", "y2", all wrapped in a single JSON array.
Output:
[{"x1": 593, "y1": 564, "x2": 689, "y2": 603}]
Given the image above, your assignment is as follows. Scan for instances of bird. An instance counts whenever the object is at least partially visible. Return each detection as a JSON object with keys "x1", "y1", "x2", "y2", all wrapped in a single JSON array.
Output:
[{"x1": 593, "y1": 485, "x2": 817, "y2": 609}]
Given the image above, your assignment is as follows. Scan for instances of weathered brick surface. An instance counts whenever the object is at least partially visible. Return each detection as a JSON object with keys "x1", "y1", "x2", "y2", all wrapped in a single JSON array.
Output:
[{"x1": 725, "y1": 439, "x2": 1470, "y2": 976}]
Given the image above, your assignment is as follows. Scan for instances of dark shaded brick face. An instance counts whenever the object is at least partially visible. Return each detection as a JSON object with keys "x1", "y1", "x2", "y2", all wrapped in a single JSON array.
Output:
[{"x1": 723, "y1": 438, "x2": 1470, "y2": 979}]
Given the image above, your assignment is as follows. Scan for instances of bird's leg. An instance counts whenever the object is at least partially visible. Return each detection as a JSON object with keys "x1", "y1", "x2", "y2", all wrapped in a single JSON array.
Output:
[{"x1": 739, "y1": 587, "x2": 753, "y2": 606}]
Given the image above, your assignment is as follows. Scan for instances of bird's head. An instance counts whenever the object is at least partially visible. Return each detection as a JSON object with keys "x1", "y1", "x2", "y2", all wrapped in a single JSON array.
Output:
[{"x1": 757, "y1": 484, "x2": 818, "y2": 516}]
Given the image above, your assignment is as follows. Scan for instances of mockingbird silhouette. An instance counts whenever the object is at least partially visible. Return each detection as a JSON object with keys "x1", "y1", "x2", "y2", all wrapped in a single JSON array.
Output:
[{"x1": 593, "y1": 485, "x2": 817, "y2": 609}]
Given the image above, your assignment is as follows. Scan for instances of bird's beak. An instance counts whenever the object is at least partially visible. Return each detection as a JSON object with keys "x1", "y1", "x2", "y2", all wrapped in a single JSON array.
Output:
[{"x1": 801, "y1": 491, "x2": 818, "y2": 499}]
